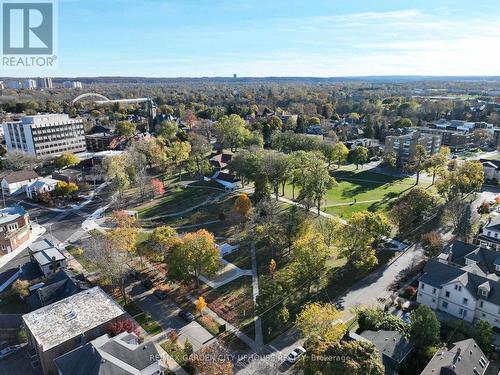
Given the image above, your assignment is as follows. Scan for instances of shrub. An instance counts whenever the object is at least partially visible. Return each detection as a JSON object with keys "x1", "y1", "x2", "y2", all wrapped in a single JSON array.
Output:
[
  {"x1": 403, "y1": 286, "x2": 416, "y2": 299},
  {"x1": 358, "y1": 308, "x2": 409, "y2": 336},
  {"x1": 107, "y1": 318, "x2": 140, "y2": 337}
]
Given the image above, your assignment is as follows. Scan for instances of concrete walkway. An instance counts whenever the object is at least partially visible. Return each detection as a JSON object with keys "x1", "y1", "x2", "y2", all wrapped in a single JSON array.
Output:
[
  {"x1": 277, "y1": 196, "x2": 347, "y2": 224},
  {"x1": 186, "y1": 294, "x2": 260, "y2": 352},
  {"x1": 198, "y1": 258, "x2": 252, "y2": 289},
  {"x1": 250, "y1": 242, "x2": 263, "y2": 347}
]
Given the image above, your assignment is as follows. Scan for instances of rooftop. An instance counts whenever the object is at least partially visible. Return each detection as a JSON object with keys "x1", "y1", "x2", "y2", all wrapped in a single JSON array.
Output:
[
  {"x1": 54, "y1": 332, "x2": 160, "y2": 375},
  {"x1": 2, "y1": 170, "x2": 38, "y2": 184},
  {"x1": 420, "y1": 339, "x2": 489, "y2": 375},
  {"x1": 22, "y1": 287, "x2": 125, "y2": 351},
  {"x1": 0, "y1": 206, "x2": 26, "y2": 225}
]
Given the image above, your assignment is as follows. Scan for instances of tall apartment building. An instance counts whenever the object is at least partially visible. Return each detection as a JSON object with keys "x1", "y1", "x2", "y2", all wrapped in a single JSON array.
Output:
[
  {"x1": 385, "y1": 131, "x2": 442, "y2": 166},
  {"x1": 6, "y1": 81, "x2": 22, "y2": 89},
  {"x1": 2, "y1": 114, "x2": 86, "y2": 157},
  {"x1": 0, "y1": 81, "x2": 4, "y2": 90},
  {"x1": 37, "y1": 77, "x2": 53, "y2": 89},
  {"x1": 62, "y1": 81, "x2": 82, "y2": 89},
  {"x1": 23, "y1": 79, "x2": 37, "y2": 90}
]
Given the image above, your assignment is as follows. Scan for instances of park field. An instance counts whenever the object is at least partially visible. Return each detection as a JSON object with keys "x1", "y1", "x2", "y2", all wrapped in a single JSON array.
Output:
[{"x1": 285, "y1": 169, "x2": 433, "y2": 219}]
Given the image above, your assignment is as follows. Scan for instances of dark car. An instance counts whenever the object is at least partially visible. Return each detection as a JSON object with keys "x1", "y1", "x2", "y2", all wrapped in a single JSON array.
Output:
[
  {"x1": 178, "y1": 310, "x2": 195, "y2": 322},
  {"x1": 141, "y1": 279, "x2": 153, "y2": 289},
  {"x1": 153, "y1": 289, "x2": 168, "y2": 300}
]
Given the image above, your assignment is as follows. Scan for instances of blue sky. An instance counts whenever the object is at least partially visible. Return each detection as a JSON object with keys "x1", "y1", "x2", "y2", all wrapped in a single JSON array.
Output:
[{"x1": 7, "y1": 0, "x2": 500, "y2": 77}]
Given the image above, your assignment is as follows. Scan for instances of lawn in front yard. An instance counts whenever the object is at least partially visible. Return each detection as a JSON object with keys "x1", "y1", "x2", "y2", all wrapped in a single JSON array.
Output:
[{"x1": 66, "y1": 245, "x2": 98, "y2": 272}]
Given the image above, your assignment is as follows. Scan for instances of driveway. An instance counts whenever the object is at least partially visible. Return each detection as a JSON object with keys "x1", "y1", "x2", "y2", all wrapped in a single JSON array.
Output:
[{"x1": 130, "y1": 286, "x2": 214, "y2": 351}]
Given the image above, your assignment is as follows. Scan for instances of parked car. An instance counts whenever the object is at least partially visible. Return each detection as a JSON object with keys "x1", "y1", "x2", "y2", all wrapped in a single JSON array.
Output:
[
  {"x1": 153, "y1": 289, "x2": 168, "y2": 300},
  {"x1": 141, "y1": 279, "x2": 153, "y2": 289},
  {"x1": 178, "y1": 310, "x2": 195, "y2": 322},
  {"x1": 286, "y1": 347, "x2": 306, "y2": 364},
  {"x1": 0, "y1": 345, "x2": 22, "y2": 360}
]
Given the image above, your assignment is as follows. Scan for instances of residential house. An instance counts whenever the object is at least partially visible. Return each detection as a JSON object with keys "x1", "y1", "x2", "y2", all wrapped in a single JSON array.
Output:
[
  {"x1": 26, "y1": 177, "x2": 59, "y2": 200},
  {"x1": 54, "y1": 332, "x2": 163, "y2": 375},
  {"x1": 359, "y1": 330, "x2": 413, "y2": 375},
  {"x1": 420, "y1": 338, "x2": 489, "y2": 375},
  {"x1": 209, "y1": 151, "x2": 233, "y2": 171},
  {"x1": 29, "y1": 239, "x2": 67, "y2": 277},
  {"x1": 212, "y1": 171, "x2": 241, "y2": 191},
  {"x1": 26, "y1": 270, "x2": 82, "y2": 311},
  {"x1": 478, "y1": 216, "x2": 500, "y2": 250},
  {"x1": 417, "y1": 240, "x2": 500, "y2": 328},
  {"x1": 22, "y1": 287, "x2": 126, "y2": 375},
  {"x1": 479, "y1": 159, "x2": 500, "y2": 183},
  {"x1": 0, "y1": 206, "x2": 31, "y2": 254},
  {"x1": 1, "y1": 170, "x2": 39, "y2": 195}
]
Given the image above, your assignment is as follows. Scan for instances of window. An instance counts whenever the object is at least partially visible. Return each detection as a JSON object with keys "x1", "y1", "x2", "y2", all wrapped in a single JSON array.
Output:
[
  {"x1": 488, "y1": 231, "x2": 492, "y2": 237},
  {"x1": 463, "y1": 298, "x2": 468, "y2": 305},
  {"x1": 433, "y1": 288, "x2": 436, "y2": 294},
  {"x1": 445, "y1": 291, "x2": 450, "y2": 298},
  {"x1": 480, "y1": 301, "x2": 484, "y2": 308},
  {"x1": 454, "y1": 285, "x2": 462, "y2": 291},
  {"x1": 442, "y1": 301, "x2": 448, "y2": 309},
  {"x1": 421, "y1": 284, "x2": 425, "y2": 290}
]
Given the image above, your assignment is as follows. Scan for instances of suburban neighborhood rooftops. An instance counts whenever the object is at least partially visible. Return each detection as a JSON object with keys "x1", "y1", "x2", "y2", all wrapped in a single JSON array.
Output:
[
  {"x1": 420, "y1": 259, "x2": 500, "y2": 305},
  {"x1": 360, "y1": 330, "x2": 413, "y2": 365},
  {"x1": 420, "y1": 339, "x2": 489, "y2": 375},
  {"x1": 54, "y1": 332, "x2": 160, "y2": 375},
  {"x1": 0, "y1": 206, "x2": 26, "y2": 224},
  {"x1": 2, "y1": 170, "x2": 39, "y2": 184},
  {"x1": 22, "y1": 287, "x2": 125, "y2": 351},
  {"x1": 484, "y1": 215, "x2": 500, "y2": 232}
]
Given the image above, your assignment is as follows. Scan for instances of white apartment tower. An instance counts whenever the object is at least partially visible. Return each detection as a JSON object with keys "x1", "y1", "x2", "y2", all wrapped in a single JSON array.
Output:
[
  {"x1": 37, "y1": 77, "x2": 53, "y2": 89},
  {"x1": 2, "y1": 114, "x2": 86, "y2": 157}
]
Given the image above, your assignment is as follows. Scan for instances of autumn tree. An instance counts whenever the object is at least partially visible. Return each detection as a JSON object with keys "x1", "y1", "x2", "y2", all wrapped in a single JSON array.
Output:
[
  {"x1": 341, "y1": 211, "x2": 391, "y2": 271},
  {"x1": 390, "y1": 187, "x2": 436, "y2": 235},
  {"x1": 186, "y1": 133, "x2": 212, "y2": 179},
  {"x1": 234, "y1": 193, "x2": 252, "y2": 218},
  {"x1": 116, "y1": 121, "x2": 136, "y2": 137},
  {"x1": 189, "y1": 343, "x2": 233, "y2": 375},
  {"x1": 166, "y1": 229, "x2": 221, "y2": 286},
  {"x1": 165, "y1": 141, "x2": 191, "y2": 180},
  {"x1": 196, "y1": 296, "x2": 207, "y2": 315},
  {"x1": 107, "y1": 318, "x2": 140, "y2": 337},
  {"x1": 436, "y1": 160, "x2": 484, "y2": 200},
  {"x1": 55, "y1": 152, "x2": 79, "y2": 169},
  {"x1": 290, "y1": 233, "x2": 331, "y2": 296},
  {"x1": 214, "y1": 114, "x2": 249, "y2": 152},
  {"x1": 425, "y1": 149, "x2": 448, "y2": 184},
  {"x1": 421, "y1": 232, "x2": 443, "y2": 257},
  {"x1": 261, "y1": 258, "x2": 275, "y2": 282},
  {"x1": 304, "y1": 340, "x2": 384, "y2": 375},
  {"x1": 316, "y1": 217, "x2": 342, "y2": 248},
  {"x1": 150, "y1": 225, "x2": 178, "y2": 253},
  {"x1": 295, "y1": 302, "x2": 345, "y2": 342},
  {"x1": 151, "y1": 178, "x2": 165, "y2": 196},
  {"x1": 331, "y1": 142, "x2": 349, "y2": 168},
  {"x1": 54, "y1": 181, "x2": 79, "y2": 201},
  {"x1": 11, "y1": 279, "x2": 30, "y2": 298},
  {"x1": 297, "y1": 156, "x2": 336, "y2": 214}
]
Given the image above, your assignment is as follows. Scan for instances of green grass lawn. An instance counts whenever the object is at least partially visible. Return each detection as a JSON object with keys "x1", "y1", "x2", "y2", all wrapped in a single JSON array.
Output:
[
  {"x1": 135, "y1": 312, "x2": 163, "y2": 335},
  {"x1": 137, "y1": 187, "x2": 220, "y2": 219},
  {"x1": 284, "y1": 169, "x2": 432, "y2": 218},
  {"x1": 66, "y1": 245, "x2": 98, "y2": 272}
]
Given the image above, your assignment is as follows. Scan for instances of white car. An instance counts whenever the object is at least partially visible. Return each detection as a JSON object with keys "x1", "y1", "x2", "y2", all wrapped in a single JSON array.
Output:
[{"x1": 286, "y1": 346, "x2": 306, "y2": 364}]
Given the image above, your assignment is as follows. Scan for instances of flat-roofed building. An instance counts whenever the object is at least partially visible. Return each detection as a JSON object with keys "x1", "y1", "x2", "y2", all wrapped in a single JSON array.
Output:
[
  {"x1": 23, "y1": 287, "x2": 126, "y2": 375},
  {"x1": 385, "y1": 130, "x2": 442, "y2": 166},
  {"x1": 2, "y1": 114, "x2": 85, "y2": 157}
]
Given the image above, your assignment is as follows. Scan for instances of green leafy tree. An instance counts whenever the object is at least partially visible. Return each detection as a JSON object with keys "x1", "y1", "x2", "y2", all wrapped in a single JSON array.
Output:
[
  {"x1": 297, "y1": 156, "x2": 336, "y2": 214},
  {"x1": 150, "y1": 225, "x2": 177, "y2": 253},
  {"x1": 473, "y1": 320, "x2": 493, "y2": 355},
  {"x1": 347, "y1": 146, "x2": 369, "y2": 169},
  {"x1": 390, "y1": 187, "x2": 436, "y2": 235},
  {"x1": 295, "y1": 302, "x2": 345, "y2": 342},
  {"x1": 425, "y1": 151, "x2": 448, "y2": 184},
  {"x1": 55, "y1": 152, "x2": 79, "y2": 169},
  {"x1": 341, "y1": 211, "x2": 391, "y2": 270},
  {"x1": 410, "y1": 305, "x2": 440, "y2": 348},
  {"x1": 116, "y1": 121, "x2": 136, "y2": 137},
  {"x1": 410, "y1": 145, "x2": 428, "y2": 185},
  {"x1": 331, "y1": 142, "x2": 349, "y2": 168},
  {"x1": 304, "y1": 340, "x2": 384, "y2": 375},
  {"x1": 214, "y1": 114, "x2": 249, "y2": 151}
]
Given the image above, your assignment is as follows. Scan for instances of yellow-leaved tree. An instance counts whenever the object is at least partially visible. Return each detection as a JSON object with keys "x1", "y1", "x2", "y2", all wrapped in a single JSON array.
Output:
[{"x1": 295, "y1": 302, "x2": 345, "y2": 342}]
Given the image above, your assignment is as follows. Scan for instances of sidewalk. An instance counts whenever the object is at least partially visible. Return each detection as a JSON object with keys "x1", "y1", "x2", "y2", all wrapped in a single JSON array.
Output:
[{"x1": 250, "y1": 242, "x2": 263, "y2": 347}]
